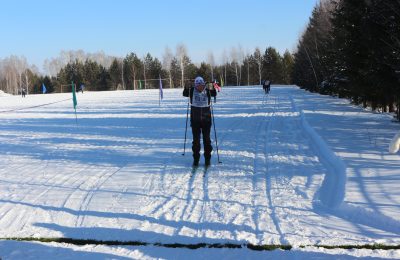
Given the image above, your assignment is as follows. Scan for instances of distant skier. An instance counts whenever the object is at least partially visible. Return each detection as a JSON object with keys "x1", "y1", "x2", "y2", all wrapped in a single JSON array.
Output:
[
  {"x1": 211, "y1": 80, "x2": 221, "y2": 103},
  {"x1": 263, "y1": 80, "x2": 271, "y2": 94},
  {"x1": 80, "y1": 84, "x2": 85, "y2": 93},
  {"x1": 183, "y1": 76, "x2": 217, "y2": 166},
  {"x1": 21, "y1": 88, "x2": 26, "y2": 98}
]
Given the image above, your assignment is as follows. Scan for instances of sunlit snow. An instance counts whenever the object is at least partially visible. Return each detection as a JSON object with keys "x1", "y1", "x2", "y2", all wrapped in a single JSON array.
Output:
[{"x1": 0, "y1": 86, "x2": 399, "y2": 259}]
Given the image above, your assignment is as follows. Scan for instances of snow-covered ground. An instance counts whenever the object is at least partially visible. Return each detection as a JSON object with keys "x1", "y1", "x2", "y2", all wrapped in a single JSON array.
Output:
[{"x1": 0, "y1": 86, "x2": 399, "y2": 259}]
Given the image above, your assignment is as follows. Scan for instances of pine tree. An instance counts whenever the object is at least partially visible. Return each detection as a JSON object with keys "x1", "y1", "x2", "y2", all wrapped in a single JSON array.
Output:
[
  {"x1": 263, "y1": 47, "x2": 284, "y2": 84},
  {"x1": 282, "y1": 50, "x2": 294, "y2": 84},
  {"x1": 292, "y1": 1, "x2": 334, "y2": 93},
  {"x1": 366, "y1": 0, "x2": 400, "y2": 114},
  {"x1": 109, "y1": 58, "x2": 122, "y2": 90}
]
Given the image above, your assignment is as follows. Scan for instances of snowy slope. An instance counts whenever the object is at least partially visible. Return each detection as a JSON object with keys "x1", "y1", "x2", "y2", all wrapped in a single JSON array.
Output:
[{"x1": 0, "y1": 86, "x2": 399, "y2": 259}]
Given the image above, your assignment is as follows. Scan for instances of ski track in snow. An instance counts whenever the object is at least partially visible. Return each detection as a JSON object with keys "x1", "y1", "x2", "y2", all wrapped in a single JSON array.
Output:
[{"x1": 0, "y1": 86, "x2": 399, "y2": 258}]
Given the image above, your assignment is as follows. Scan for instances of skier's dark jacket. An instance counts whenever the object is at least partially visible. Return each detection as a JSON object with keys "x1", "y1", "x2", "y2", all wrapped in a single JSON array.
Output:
[{"x1": 183, "y1": 86, "x2": 217, "y2": 127}]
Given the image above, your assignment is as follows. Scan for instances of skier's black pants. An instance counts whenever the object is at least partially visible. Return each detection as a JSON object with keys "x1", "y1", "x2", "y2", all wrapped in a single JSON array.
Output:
[
  {"x1": 191, "y1": 124, "x2": 212, "y2": 163},
  {"x1": 190, "y1": 105, "x2": 213, "y2": 163}
]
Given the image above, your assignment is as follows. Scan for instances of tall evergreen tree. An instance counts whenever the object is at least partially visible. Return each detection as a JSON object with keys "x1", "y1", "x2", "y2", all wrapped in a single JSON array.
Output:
[
  {"x1": 263, "y1": 47, "x2": 284, "y2": 84},
  {"x1": 282, "y1": 50, "x2": 294, "y2": 84},
  {"x1": 124, "y1": 52, "x2": 142, "y2": 90},
  {"x1": 292, "y1": 1, "x2": 334, "y2": 92},
  {"x1": 109, "y1": 58, "x2": 122, "y2": 90},
  {"x1": 330, "y1": 0, "x2": 371, "y2": 104},
  {"x1": 170, "y1": 57, "x2": 181, "y2": 88},
  {"x1": 42, "y1": 76, "x2": 54, "y2": 93},
  {"x1": 292, "y1": 0, "x2": 400, "y2": 119},
  {"x1": 365, "y1": 0, "x2": 400, "y2": 113}
]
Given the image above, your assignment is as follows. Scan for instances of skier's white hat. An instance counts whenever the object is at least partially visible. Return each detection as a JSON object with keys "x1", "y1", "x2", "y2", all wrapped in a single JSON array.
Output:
[{"x1": 194, "y1": 76, "x2": 205, "y2": 86}]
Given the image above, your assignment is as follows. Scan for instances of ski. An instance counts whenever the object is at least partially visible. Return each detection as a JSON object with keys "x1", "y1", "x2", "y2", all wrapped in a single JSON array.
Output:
[
  {"x1": 190, "y1": 165, "x2": 199, "y2": 177},
  {"x1": 190, "y1": 165, "x2": 209, "y2": 177},
  {"x1": 203, "y1": 165, "x2": 210, "y2": 177}
]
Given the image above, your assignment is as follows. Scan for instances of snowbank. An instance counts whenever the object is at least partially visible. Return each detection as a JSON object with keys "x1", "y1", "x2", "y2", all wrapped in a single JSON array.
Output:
[
  {"x1": 0, "y1": 90, "x2": 11, "y2": 97},
  {"x1": 389, "y1": 131, "x2": 400, "y2": 153},
  {"x1": 290, "y1": 95, "x2": 346, "y2": 208}
]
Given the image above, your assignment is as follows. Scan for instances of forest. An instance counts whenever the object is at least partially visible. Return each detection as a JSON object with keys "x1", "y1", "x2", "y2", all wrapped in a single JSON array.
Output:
[
  {"x1": 1, "y1": 0, "x2": 399, "y2": 119},
  {"x1": 292, "y1": 0, "x2": 400, "y2": 120},
  {"x1": 0, "y1": 45, "x2": 293, "y2": 94}
]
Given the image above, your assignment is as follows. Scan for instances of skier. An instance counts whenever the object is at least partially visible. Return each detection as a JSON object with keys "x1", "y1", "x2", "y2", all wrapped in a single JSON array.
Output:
[
  {"x1": 262, "y1": 80, "x2": 266, "y2": 93},
  {"x1": 183, "y1": 76, "x2": 217, "y2": 167},
  {"x1": 211, "y1": 80, "x2": 221, "y2": 103},
  {"x1": 263, "y1": 80, "x2": 271, "y2": 94},
  {"x1": 21, "y1": 88, "x2": 26, "y2": 98},
  {"x1": 267, "y1": 80, "x2": 271, "y2": 93}
]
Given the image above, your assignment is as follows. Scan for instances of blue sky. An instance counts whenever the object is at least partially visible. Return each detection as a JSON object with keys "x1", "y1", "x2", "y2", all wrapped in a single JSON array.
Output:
[{"x1": 0, "y1": 0, "x2": 317, "y2": 69}]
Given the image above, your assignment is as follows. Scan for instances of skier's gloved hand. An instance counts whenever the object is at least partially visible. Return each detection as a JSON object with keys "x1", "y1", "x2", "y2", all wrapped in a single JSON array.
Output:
[{"x1": 183, "y1": 86, "x2": 190, "y2": 97}]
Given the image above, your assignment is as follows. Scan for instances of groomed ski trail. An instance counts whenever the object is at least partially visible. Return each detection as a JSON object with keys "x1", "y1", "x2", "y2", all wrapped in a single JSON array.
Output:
[{"x1": 0, "y1": 86, "x2": 399, "y2": 248}]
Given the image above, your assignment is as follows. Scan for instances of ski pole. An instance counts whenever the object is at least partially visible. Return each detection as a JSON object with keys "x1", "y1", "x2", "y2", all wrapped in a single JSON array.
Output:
[
  {"x1": 210, "y1": 100, "x2": 221, "y2": 163},
  {"x1": 182, "y1": 99, "x2": 190, "y2": 155}
]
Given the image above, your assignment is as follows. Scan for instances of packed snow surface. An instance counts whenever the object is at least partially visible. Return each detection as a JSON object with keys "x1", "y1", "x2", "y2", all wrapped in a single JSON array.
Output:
[{"x1": 0, "y1": 86, "x2": 399, "y2": 259}]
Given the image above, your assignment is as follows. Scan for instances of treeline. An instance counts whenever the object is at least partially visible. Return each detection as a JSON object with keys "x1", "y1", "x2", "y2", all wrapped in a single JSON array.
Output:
[
  {"x1": 292, "y1": 0, "x2": 400, "y2": 119},
  {"x1": 0, "y1": 45, "x2": 294, "y2": 94}
]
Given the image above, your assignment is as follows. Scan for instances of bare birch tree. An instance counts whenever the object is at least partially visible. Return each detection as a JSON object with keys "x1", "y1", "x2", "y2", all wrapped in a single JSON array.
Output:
[
  {"x1": 14, "y1": 56, "x2": 27, "y2": 94},
  {"x1": 44, "y1": 58, "x2": 64, "y2": 78},
  {"x1": 230, "y1": 47, "x2": 240, "y2": 86},
  {"x1": 245, "y1": 51, "x2": 250, "y2": 86},
  {"x1": 254, "y1": 47, "x2": 263, "y2": 84},
  {"x1": 162, "y1": 46, "x2": 174, "y2": 88},
  {"x1": 176, "y1": 43, "x2": 188, "y2": 88},
  {"x1": 0, "y1": 56, "x2": 33, "y2": 95},
  {"x1": 88, "y1": 50, "x2": 114, "y2": 69},
  {"x1": 221, "y1": 49, "x2": 228, "y2": 85},
  {"x1": 120, "y1": 58, "x2": 125, "y2": 90},
  {"x1": 23, "y1": 71, "x2": 30, "y2": 94},
  {"x1": 237, "y1": 45, "x2": 245, "y2": 86},
  {"x1": 143, "y1": 55, "x2": 147, "y2": 89},
  {"x1": 207, "y1": 51, "x2": 215, "y2": 81}
]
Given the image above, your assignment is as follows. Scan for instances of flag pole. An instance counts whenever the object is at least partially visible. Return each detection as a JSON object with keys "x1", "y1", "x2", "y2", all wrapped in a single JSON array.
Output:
[
  {"x1": 159, "y1": 75, "x2": 163, "y2": 107},
  {"x1": 72, "y1": 81, "x2": 78, "y2": 125},
  {"x1": 74, "y1": 107, "x2": 78, "y2": 125}
]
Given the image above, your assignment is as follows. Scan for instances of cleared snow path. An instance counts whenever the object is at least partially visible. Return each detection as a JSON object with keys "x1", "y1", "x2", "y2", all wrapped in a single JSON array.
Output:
[{"x1": 0, "y1": 86, "x2": 399, "y2": 257}]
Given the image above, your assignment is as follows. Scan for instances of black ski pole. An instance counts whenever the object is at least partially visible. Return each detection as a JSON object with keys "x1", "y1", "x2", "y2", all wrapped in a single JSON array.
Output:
[
  {"x1": 182, "y1": 99, "x2": 190, "y2": 155},
  {"x1": 210, "y1": 100, "x2": 221, "y2": 163}
]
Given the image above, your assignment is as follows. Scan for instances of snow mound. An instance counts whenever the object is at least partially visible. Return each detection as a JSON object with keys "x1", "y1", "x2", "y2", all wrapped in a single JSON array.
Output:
[
  {"x1": 389, "y1": 131, "x2": 400, "y2": 154},
  {"x1": 290, "y1": 95, "x2": 346, "y2": 208},
  {"x1": 300, "y1": 110, "x2": 346, "y2": 208},
  {"x1": 0, "y1": 90, "x2": 11, "y2": 97}
]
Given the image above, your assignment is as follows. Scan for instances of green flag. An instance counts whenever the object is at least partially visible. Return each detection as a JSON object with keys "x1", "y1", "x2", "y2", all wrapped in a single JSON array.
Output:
[{"x1": 72, "y1": 82, "x2": 77, "y2": 109}]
